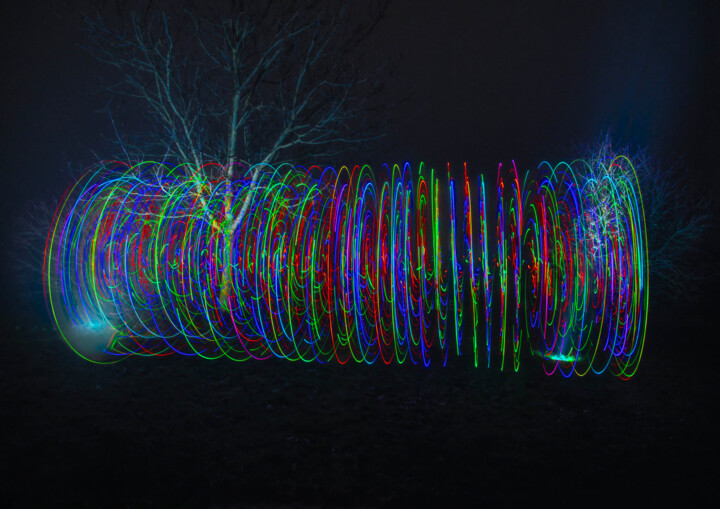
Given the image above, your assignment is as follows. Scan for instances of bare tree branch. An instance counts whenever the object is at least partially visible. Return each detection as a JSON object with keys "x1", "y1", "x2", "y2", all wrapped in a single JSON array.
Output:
[
  {"x1": 79, "y1": 0, "x2": 392, "y2": 310},
  {"x1": 577, "y1": 132, "x2": 714, "y2": 303}
]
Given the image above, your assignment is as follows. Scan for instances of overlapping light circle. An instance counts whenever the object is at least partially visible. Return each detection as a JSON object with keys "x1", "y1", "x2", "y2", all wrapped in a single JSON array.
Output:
[{"x1": 45, "y1": 158, "x2": 648, "y2": 377}]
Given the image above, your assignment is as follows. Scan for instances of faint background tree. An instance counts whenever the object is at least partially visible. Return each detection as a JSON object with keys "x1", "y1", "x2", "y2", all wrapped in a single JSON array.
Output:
[
  {"x1": 13, "y1": 199, "x2": 58, "y2": 299},
  {"x1": 576, "y1": 132, "x2": 713, "y2": 304}
]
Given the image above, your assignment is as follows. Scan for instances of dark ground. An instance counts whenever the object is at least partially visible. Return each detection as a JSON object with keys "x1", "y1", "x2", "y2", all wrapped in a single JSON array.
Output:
[{"x1": 1, "y1": 305, "x2": 717, "y2": 508}]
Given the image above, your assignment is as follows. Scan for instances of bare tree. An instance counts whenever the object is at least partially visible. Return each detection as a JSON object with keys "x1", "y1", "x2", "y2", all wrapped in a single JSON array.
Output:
[
  {"x1": 81, "y1": 0, "x2": 390, "y2": 308},
  {"x1": 576, "y1": 132, "x2": 713, "y2": 302},
  {"x1": 13, "y1": 199, "x2": 58, "y2": 299}
]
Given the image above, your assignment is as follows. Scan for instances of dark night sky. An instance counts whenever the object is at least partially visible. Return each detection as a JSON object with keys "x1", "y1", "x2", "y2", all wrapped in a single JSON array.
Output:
[{"x1": 1, "y1": 0, "x2": 718, "y2": 316}]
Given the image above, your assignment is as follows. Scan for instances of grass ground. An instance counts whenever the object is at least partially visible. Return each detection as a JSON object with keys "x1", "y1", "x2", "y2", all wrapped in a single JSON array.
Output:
[{"x1": 1, "y1": 309, "x2": 716, "y2": 508}]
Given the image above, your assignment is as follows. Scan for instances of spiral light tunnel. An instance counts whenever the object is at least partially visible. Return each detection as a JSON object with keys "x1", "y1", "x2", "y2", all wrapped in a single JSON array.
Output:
[{"x1": 44, "y1": 157, "x2": 649, "y2": 377}]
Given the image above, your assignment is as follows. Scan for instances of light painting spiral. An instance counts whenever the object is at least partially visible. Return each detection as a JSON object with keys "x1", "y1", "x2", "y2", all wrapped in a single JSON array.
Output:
[{"x1": 44, "y1": 157, "x2": 649, "y2": 377}]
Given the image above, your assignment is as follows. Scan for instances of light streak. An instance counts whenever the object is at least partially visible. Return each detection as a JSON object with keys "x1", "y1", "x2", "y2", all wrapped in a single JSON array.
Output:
[{"x1": 44, "y1": 157, "x2": 649, "y2": 377}]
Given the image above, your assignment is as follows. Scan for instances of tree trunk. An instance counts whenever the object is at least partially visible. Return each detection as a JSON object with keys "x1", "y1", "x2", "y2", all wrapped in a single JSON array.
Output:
[{"x1": 219, "y1": 232, "x2": 234, "y2": 314}]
